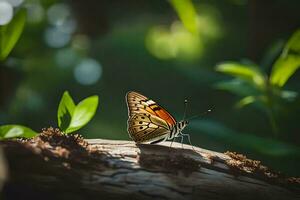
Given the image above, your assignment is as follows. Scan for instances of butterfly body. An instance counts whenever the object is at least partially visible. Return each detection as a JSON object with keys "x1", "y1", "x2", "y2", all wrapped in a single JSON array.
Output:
[
  {"x1": 168, "y1": 120, "x2": 189, "y2": 140},
  {"x1": 126, "y1": 91, "x2": 189, "y2": 144}
]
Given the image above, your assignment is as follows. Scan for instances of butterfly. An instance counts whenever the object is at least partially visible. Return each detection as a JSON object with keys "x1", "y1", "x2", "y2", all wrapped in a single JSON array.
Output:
[{"x1": 125, "y1": 91, "x2": 192, "y2": 145}]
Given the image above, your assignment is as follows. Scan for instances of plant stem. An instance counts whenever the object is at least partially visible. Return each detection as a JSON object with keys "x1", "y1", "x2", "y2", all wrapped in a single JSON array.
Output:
[
  {"x1": 265, "y1": 83, "x2": 279, "y2": 136},
  {"x1": 268, "y1": 109, "x2": 278, "y2": 136}
]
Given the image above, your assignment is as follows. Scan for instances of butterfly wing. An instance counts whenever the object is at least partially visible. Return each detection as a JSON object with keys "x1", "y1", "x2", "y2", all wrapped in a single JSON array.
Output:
[
  {"x1": 126, "y1": 91, "x2": 177, "y2": 143},
  {"x1": 127, "y1": 113, "x2": 170, "y2": 143},
  {"x1": 126, "y1": 91, "x2": 177, "y2": 127}
]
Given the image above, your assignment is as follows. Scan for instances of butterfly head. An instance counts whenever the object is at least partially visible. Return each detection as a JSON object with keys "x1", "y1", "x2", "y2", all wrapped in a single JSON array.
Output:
[
  {"x1": 178, "y1": 120, "x2": 189, "y2": 131},
  {"x1": 184, "y1": 120, "x2": 189, "y2": 126}
]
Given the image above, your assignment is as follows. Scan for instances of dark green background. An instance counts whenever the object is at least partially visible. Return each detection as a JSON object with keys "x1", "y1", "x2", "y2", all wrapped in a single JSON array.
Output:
[{"x1": 1, "y1": 0, "x2": 300, "y2": 176}]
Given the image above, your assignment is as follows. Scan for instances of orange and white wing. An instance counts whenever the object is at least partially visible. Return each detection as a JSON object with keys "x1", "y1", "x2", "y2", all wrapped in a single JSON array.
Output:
[
  {"x1": 126, "y1": 91, "x2": 177, "y2": 127},
  {"x1": 127, "y1": 113, "x2": 170, "y2": 143}
]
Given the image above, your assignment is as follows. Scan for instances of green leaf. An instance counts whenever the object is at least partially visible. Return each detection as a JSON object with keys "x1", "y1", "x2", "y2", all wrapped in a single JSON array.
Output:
[
  {"x1": 235, "y1": 96, "x2": 257, "y2": 108},
  {"x1": 0, "y1": 125, "x2": 37, "y2": 139},
  {"x1": 214, "y1": 79, "x2": 260, "y2": 97},
  {"x1": 57, "y1": 91, "x2": 76, "y2": 132},
  {"x1": 270, "y1": 55, "x2": 300, "y2": 87},
  {"x1": 285, "y1": 29, "x2": 300, "y2": 54},
  {"x1": 0, "y1": 9, "x2": 26, "y2": 61},
  {"x1": 65, "y1": 95, "x2": 99, "y2": 134},
  {"x1": 270, "y1": 30, "x2": 300, "y2": 87},
  {"x1": 169, "y1": 0, "x2": 198, "y2": 34},
  {"x1": 216, "y1": 62, "x2": 266, "y2": 89}
]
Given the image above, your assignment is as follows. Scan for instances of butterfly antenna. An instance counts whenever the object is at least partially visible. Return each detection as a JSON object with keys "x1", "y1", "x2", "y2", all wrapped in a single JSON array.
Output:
[
  {"x1": 187, "y1": 109, "x2": 212, "y2": 121},
  {"x1": 183, "y1": 99, "x2": 188, "y2": 120}
]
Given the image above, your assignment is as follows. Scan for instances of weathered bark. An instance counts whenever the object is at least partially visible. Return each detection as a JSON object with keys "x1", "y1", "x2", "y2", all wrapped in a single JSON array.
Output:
[{"x1": 0, "y1": 138, "x2": 299, "y2": 200}]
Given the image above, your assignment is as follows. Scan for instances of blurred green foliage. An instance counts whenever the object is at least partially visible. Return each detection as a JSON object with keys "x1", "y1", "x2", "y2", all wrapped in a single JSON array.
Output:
[
  {"x1": 169, "y1": 0, "x2": 198, "y2": 34},
  {"x1": 146, "y1": 1, "x2": 221, "y2": 61},
  {"x1": 0, "y1": 0, "x2": 299, "y2": 175},
  {"x1": 216, "y1": 30, "x2": 300, "y2": 134},
  {"x1": 58, "y1": 91, "x2": 98, "y2": 134},
  {"x1": 0, "y1": 9, "x2": 26, "y2": 61},
  {"x1": 191, "y1": 119, "x2": 300, "y2": 157}
]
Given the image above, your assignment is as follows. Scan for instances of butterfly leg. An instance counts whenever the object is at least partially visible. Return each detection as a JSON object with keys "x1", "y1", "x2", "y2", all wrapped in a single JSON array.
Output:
[
  {"x1": 172, "y1": 135, "x2": 184, "y2": 148},
  {"x1": 169, "y1": 137, "x2": 176, "y2": 148},
  {"x1": 179, "y1": 135, "x2": 184, "y2": 149},
  {"x1": 180, "y1": 133, "x2": 195, "y2": 152}
]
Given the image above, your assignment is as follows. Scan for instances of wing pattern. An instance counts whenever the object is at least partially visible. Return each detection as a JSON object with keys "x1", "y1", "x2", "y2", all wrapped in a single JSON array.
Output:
[
  {"x1": 127, "y1": 113, "x2": 170, "y2": 143},
  {"x1": 126, "y1": 91, "x2": 177, "y2": 143},
  {"x1": 126, "y1": 91, "x2": 176, "y2": 126}
]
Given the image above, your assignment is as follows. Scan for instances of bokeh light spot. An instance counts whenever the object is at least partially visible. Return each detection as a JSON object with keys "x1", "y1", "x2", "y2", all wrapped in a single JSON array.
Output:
[
  {"x1": 59, "y1": 18, "x2": 76, "y2": 34},
  {"x1": 146, "y1": 4, "x2": 223, "y2": 61},
  {"x1": 44, "y1": 27, "x2": 71, "y2": 48},
  {"x1": 146, "y1": 21, "x2": 203, "y2": 60},
  {"x1": 146, "y1": 26, "x2": 177, "y2": 59},
  {"x1": 47, "y1": 3, "x2": 70, "y2": 26},
  {"x1": 74, "y1": 58, "x2": 102, "y2": 85},
  {"x1": 0, "y1": 1, "x2": 13, "y2": 25},
  {"x1": 4, "y1": 0, "x2": 24, "y2": 7},
  {"x1": 25, "y1": 2, "x2": 45, "y2": 24}
]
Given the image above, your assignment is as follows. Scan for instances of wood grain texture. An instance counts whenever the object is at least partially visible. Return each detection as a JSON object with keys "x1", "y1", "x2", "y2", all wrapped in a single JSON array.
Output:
[{"x1": 1, "y1": 139, "x2": 299, "y2": 200}]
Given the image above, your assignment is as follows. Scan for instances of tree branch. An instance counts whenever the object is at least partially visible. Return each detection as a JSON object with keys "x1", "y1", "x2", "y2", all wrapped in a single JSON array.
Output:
[{"x1": 0, "y1": 129, "x2": 299, "y2": 200}]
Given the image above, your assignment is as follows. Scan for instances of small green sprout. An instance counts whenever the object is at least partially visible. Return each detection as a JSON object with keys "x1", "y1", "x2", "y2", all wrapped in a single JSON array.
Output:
[{"x1": 57, "y1": 91, "x2": 99, "y2": 134}]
